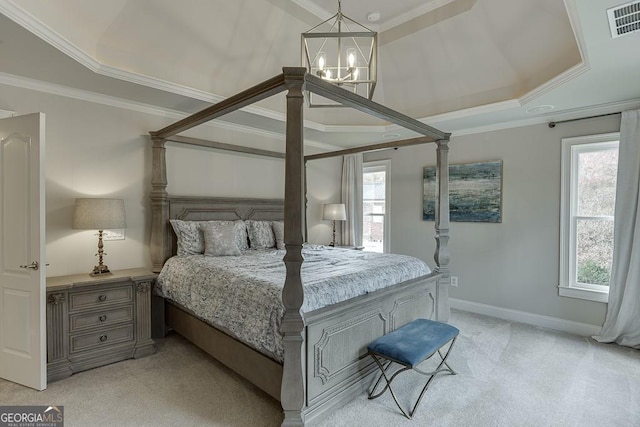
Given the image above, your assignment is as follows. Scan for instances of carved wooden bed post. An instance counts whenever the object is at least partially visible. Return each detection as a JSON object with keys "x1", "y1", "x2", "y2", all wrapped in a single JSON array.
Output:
[
  {"x1": 150, "y1": 136, "x2": 169, "y2": 273},
  {"x1": 434, "y1": 139, "x2": 451, "y2": 322},
  {"x1": 280, "y1": 67, "x2": 307, "y2": 427},
  {"x1": 147, "y1": 68, "x2": 452, "y2": 425}
]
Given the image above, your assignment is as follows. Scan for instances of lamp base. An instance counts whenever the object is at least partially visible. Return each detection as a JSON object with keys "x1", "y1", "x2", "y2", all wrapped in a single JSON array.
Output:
[
  {"x1": 329, "y1": 220, "x2": 337, "y2": 247},
  {"x1": 90, "y1": 264, "x2": 112, "y2": 276}
]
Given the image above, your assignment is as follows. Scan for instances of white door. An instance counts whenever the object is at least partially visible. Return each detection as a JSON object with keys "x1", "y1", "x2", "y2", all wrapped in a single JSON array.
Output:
[{"x1": 0, "y1": 113, "x2": 46, "y2": 390}]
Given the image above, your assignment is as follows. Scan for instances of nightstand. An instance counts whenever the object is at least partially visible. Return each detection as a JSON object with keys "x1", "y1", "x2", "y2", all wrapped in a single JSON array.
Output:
[{"x1": 46, "y1": 268, "x2": 156, "y2": 382}]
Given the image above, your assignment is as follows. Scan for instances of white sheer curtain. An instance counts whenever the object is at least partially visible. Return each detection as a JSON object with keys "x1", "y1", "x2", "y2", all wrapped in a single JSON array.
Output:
[
  {"x1": 341, "y1": 154, "x2": 363, "y2": 246},
  {"x1": 593, "y1": 109, "x2": 640, "y2": 349}
]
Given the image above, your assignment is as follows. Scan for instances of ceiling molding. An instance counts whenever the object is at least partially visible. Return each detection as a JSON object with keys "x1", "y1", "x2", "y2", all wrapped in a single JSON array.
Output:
[
  {"x1": 519, "y1": 62, "x2": 591, "y2": 106},
  {"x1": 379, "y1": 0, "x2": 458, "y2": 32},
  {"x1": 0, "y1": 0, "x2": 313, "y2": 130},
  {"x1": 563, "y1": 0, "x2": 590, "y2": 64},
  {"x1": 2, "y1": 69, "x2": 636, "y2": 148},
  {"x1": 0, "y1": 0, "x2": 349, "y2": 135},
  {"x1": 417, "y1": 99, "x2": 523, "y2": 126},
  {"x1": 452, "y1": 98, "x2": 639, "y2": 137},
  {"x1": 545, "y1": 98, "x2": 640, "y2": 123},
  {"x1": 288, "y1": 0, "x2": 333, "y2": 21},
  {"x1": 0, "y1": 0, "x2": 101, "y2": 71},
  {"x1": 519, "y1": 0, "x2": 591, "y2": 105},
  {"x1": 0, "y1": 71, "x2": 342, "y2": 151},
  {"x1": 290, "y1": 0, "x2": 464, "y2": 35}
]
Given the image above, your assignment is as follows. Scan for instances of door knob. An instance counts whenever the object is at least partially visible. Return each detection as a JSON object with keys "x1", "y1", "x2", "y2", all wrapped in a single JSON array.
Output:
[{"x1": 19, "y1": 261, "x2": 39, "y2": 270}]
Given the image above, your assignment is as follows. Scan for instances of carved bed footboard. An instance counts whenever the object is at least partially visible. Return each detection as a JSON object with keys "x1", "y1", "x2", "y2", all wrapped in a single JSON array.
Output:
[
  {"x1": 303, "y1": 274, "x2": 440, "y2": 423},
  {"x1": 155, "y1": 270, "x2": 440, "y2": 426}
]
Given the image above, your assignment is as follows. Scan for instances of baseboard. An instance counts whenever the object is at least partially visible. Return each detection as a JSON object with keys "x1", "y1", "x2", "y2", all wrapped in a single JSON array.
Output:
[{"x1": 449, "y1": 298, "x2": 602, "y2": 337}]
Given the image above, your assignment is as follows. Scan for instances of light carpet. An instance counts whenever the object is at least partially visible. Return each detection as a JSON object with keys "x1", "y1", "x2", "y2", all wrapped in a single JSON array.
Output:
[{"x1": 1, "y1": 309, "x2": 638, "y2": 426}]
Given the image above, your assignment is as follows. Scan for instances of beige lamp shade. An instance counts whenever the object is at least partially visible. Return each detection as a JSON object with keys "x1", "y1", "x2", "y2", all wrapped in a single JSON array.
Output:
[
  {"x1": 323, "y1": 203, "x2": 347, "y2": 221},
  {"x1": 73, "y1": 198, "x2": 126, "y2": 230}
]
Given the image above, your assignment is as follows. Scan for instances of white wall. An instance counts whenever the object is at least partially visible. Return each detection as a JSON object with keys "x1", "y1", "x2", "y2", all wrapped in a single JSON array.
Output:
[
  {"x1": 0, "y1": 83, "x2": 341, "y2": 277},
  {"x1": 3, "y1": 78, "x2": 619, "y2": 327},
  {"x1": 366, "y1": 115, "x2": 622, "y2": 327}
]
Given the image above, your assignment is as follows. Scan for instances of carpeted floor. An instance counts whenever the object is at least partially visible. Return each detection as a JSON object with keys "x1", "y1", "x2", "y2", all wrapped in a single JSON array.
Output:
[{"x1": 1, "y1": 309, "x2": 638, "y2": 426}]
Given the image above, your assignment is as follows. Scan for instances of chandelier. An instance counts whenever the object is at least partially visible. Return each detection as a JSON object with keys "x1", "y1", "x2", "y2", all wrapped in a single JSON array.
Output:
[{"x1": 301, "y1": 0, "x2": 377, "y2": 107}]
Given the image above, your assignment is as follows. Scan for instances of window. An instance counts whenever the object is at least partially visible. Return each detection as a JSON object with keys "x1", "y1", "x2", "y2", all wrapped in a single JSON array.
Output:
[
  {"x1": 559, "y1": 133, "x2": 619, "y2": 302},
  {"x1": 362, "y1": 160, "x2": 390, "y2": 253}
]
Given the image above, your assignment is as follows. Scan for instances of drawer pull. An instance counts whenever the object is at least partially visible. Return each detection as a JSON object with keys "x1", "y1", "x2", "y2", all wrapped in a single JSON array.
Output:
[
  {"x1": 98, "y1": 295, "x2": 107, "y2": 302},
  {"x1": 99, "y1": 315, "x2": 107, "y2": 322},
  {"x1": 99, "y1": 335, "x2": 108, "y2": 342}
]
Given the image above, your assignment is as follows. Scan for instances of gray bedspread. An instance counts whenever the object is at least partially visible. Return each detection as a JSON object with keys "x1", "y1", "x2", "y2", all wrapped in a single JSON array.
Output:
[{"x1": 156, "y1": 245, "x2": 431, "y2": 362}]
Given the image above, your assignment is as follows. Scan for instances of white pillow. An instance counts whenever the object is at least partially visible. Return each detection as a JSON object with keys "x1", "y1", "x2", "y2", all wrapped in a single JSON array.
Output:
[
  {"x1": 247, "y1": 220, "x2": 276, "y2": 249},
  {"x1": 202, "y1": 221, "x2": 241, "y2": 256},
  {"x1": 202, "y1": 220, "x2": 248, "y2": 251},
  {"x1": 271, "y1": 221, "x2": 285, "y2": 250},
  {"x1": 169, "y1": 219, "x2": 204, "y2": 256}
]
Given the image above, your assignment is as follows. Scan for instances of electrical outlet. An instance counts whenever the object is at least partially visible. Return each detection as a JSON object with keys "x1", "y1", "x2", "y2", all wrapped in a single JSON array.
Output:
[{"x1": 451, "y1": 276, "x2": 458, "y2": 287}]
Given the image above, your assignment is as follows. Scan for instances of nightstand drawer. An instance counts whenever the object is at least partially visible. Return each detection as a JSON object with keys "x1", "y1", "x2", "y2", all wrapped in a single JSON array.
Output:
[
  {"x1": 69, "y1": 284, "x2": 133, "y2": 311},
  {"x1": 70, "y1": 324, "x2": 134, "y2": 354},
  {"x1": 69, "y1": 305, "x2": 134, "y2": 333},
  {"x1": 47, "y1": 268, "x2": 156, "y2": 382}
]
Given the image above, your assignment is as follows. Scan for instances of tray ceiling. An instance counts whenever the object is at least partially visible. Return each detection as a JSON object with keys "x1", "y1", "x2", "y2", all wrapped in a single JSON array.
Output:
[{"x1": 0, "y1": 0, "x2": 639, "y2": 146}]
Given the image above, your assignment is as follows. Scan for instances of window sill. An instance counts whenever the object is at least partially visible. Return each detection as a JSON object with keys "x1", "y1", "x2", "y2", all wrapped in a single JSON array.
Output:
[{"x1": 558, "y1": 285, "x2": 609, "y2": 303}]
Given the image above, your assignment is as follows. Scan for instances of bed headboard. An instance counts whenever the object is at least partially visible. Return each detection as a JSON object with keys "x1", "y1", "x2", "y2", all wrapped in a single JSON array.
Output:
[{"x1": 154, "y1": 196, "x2": 284, "y2": 271}]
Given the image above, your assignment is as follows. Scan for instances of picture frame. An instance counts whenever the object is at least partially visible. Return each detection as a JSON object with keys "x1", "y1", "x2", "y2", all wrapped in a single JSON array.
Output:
[{"x1": 423, "y1": 160, "x2": 503, "y2": 223}]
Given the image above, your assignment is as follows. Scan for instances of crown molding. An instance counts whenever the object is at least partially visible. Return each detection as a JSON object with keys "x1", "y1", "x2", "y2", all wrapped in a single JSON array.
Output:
[
  {"x1": 417, "y1": 99, "x2": 522, "y2": 126},
  {"x1": 564, "y1": 0, "x2": 589, "y2": 64},
  {"x1": 449, "y1": 98, "x2": 640, "y2": 137},
  {"x1": 1, "y1": 0, "x2": 634, "y2": 145},
  {"x1": 0, "y1": 0, "x2": 302, "y2": 128},
  {"x1": 519, "y1": 0, "x2": 590, "y2": 105},
  {"x1": 0, "y1": 0, "x2": 344, "y2": 133},
  {"x1": 0, "y1": 0, "x2": 101, "y2": 71},
  {"x1": 291, "y1": 0, "x2": 461, "y2": 35},
  {"x1": 380, "y1": 0, "x2": 458, "y2": 33},
  {"x1": 288, "y1": 0, "x2": 333, "y2": 21},
  {"x1": 519, "y1": 62, "x2": 591, "y2": 106},
  {"x1": 0, "y1": 71, "x2": 342, "y2": 150},
  {"x1": 2, "y1": 69, "x2": 637, "y2": 147}
]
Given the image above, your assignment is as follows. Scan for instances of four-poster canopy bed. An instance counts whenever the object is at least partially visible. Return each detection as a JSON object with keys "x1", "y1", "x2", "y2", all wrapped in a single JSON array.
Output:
[{"x1": 149, "y1": 67, "x2": 452, "y2": 426}]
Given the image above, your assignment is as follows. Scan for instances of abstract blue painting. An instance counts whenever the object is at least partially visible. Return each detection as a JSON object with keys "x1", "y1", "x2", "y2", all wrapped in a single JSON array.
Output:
[{"x1": 423, "y1": 160, "x2": 502, "y2": 222}]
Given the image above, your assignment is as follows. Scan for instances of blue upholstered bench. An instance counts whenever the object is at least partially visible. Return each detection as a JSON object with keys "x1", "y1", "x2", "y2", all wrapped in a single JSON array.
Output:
[{"x1": 367, "y1": 318, "x2": 459, "y2": 419}]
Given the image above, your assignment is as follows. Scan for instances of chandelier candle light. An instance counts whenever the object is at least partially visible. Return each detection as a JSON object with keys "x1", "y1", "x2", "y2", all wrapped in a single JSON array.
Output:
[
  {"x1": 323, "y1": 203, "x2": 347, "y2": 247},
  {"x1": 301, "y1": 0, "x2": 377, "y2": 106},
  {"x1": 73, "y1": 198, "x2": 126, "y2": 276}
]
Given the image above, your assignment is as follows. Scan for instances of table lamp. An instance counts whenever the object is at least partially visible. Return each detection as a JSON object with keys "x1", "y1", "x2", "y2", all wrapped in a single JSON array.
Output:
[
  {"x1": 73, "y1": 198, "x2": 126, "y2": 276},
  {"x1": 323, "y1": 203, "x2": 346, "y2": 247}
]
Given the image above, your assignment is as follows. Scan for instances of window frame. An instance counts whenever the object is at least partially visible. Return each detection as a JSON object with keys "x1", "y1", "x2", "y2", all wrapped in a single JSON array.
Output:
[
  {"x1": 362, "y1": 160, "x2": 391, "y2": 253},
  {"x1": 559, "y1": 132, "x2": 619, "y2": 303}
]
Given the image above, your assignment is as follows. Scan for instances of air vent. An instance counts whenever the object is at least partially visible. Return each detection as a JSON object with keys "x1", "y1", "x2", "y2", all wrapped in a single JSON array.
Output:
[{"x1": 607, "y1": 0, "x2": 640, "y2": 38}]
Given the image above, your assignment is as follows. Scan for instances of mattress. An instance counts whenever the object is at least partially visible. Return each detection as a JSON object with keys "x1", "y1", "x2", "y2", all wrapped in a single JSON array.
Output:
[{"x1": 155, "y1": 245, "x2": 431, "y2": 362}]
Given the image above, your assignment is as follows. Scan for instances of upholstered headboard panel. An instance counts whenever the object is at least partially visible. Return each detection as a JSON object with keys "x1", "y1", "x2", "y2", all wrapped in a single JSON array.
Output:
[{"x1": 163, "y1": 196, "x2": 284, "y2": 262}]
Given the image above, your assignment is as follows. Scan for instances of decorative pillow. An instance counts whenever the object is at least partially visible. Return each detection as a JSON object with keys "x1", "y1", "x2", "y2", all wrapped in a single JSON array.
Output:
[
  {"x1": 169, "y1": 219, "x2": 204, "y2": 256},
  {"x1": 271, "y1": 221, "x2": 285, "y2": 250},
  {"x1": 201, "y1": 220, "x2": 248, "y2": 251},
  {"x1": 247, "y1": 220, "x2": 276, "y2": 249},
  {"x1": 202, "y1": 221, "x2": 241, "y2": 256}
]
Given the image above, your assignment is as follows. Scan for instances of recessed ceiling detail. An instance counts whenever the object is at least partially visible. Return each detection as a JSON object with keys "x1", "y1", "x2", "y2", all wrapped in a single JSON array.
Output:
[{"x1": 1, "y1": 0, "x2": 638, "y2": 146}]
